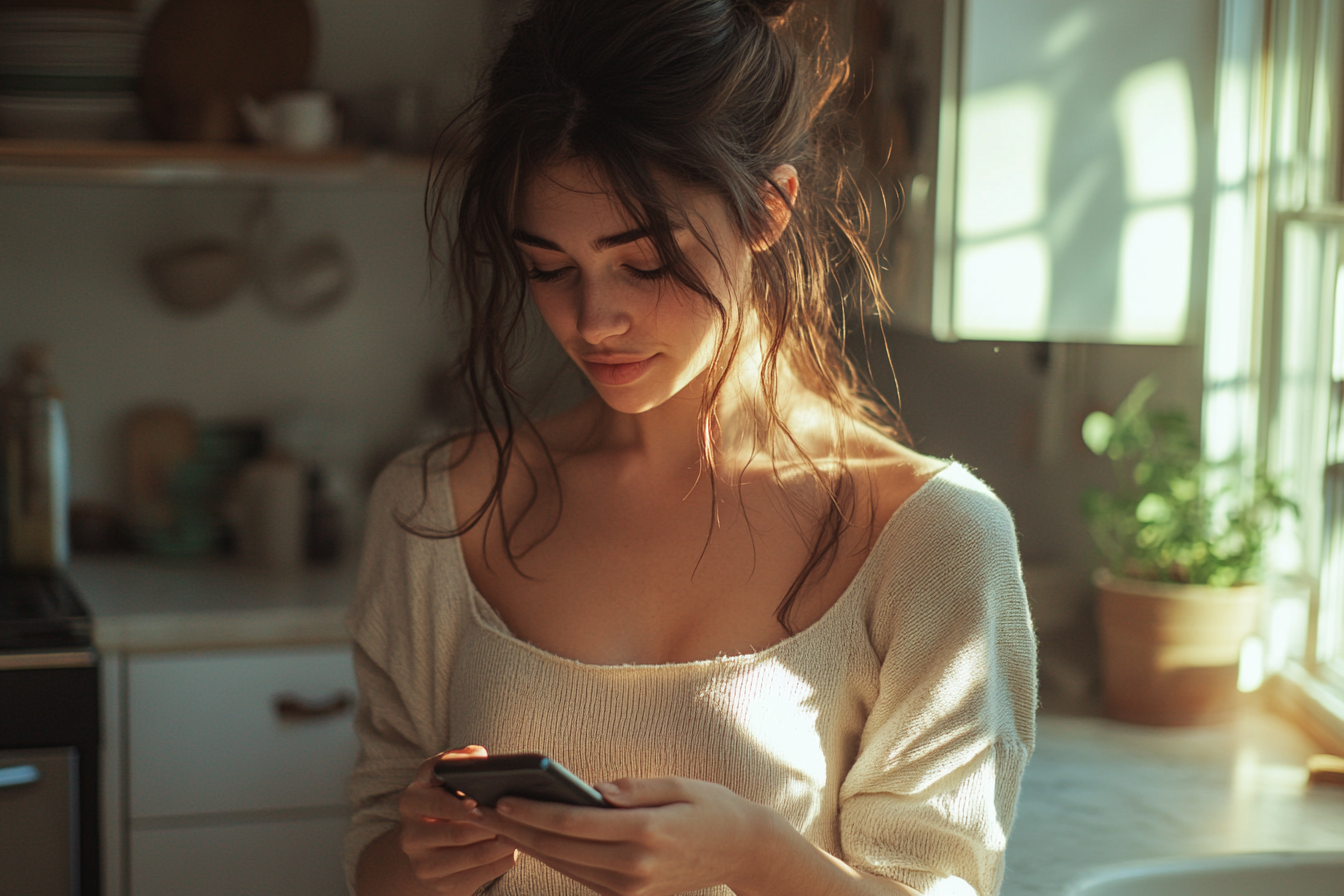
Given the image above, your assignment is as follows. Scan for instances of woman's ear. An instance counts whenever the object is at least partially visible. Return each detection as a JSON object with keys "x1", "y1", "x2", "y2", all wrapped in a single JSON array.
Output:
[{"x1": 752, "y1": 164, "x2": 799, "y2": 252}]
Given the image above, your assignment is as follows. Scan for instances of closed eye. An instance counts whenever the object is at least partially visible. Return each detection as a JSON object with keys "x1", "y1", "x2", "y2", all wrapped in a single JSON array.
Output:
[
  {"x1": 526, "y1": 266, "x2": 570, "y2": 282},
  {"x1": 628, "y1": 266, "x2": 668, "y2": 281}
]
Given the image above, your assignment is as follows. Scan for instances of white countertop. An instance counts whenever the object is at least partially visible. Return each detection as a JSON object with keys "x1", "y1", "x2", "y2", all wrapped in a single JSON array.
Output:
[
  {"x1": 64, "y1": 557, "x2": 1344, "y2": 895},
  {"x1": 68, "y1": 556, "x2": 356, "y2": 653},
  {"x1": 1004, "y1": 709, "x2": 1344, "y2": 895}
]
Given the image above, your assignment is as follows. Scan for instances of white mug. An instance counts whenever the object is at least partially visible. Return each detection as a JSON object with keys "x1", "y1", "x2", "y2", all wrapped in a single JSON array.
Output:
[{"x1": 241, "y1": 91, "x2": 340, "y2": 151}]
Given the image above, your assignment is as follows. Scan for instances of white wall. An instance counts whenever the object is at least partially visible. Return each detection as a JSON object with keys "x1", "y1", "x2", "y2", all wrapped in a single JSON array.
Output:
[
  {"x1": 0, "y1": 0, "x2": 497, "y2": 505},
  {"x1": 1, "y1": 183, "x2": 452, "y2": 503}
]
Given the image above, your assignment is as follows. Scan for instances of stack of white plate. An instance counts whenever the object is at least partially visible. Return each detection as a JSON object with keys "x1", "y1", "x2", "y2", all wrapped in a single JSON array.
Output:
[{"x1": 0, "y1": 10, "x2": 142, "y2": 140}]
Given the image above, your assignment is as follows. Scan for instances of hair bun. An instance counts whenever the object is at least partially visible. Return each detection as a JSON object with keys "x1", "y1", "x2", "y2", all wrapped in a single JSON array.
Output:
[{"x1": 743, "y1": 0, "x2": 797, "y2": 19}]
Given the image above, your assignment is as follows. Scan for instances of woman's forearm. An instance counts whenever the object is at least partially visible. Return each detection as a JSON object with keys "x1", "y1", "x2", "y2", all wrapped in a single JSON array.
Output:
[{"x1": 726, "y1": 806, "x2": 921, "y2": 896}]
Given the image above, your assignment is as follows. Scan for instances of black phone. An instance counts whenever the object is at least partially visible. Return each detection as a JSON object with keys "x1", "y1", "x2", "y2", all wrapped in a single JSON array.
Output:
[{"x1": 433, "y1": 753, "x2": 608, "y2": 808}]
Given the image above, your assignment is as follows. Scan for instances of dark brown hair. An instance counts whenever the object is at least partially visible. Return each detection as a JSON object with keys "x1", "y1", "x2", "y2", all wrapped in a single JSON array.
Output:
[{"x1": 416, "y1": 0, "x2": 905, "y2": 630}]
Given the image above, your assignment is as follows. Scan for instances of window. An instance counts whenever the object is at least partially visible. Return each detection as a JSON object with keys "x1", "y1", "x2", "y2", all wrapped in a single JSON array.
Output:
[{"x1": 1253, "y1": 0, "x2": 1344, "y2": 747}]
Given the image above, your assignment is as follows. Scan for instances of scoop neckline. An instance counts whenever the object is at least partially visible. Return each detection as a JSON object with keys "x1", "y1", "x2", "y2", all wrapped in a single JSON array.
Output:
[{"x1": 446, "y1": 461, "x2": 959, "y2": 672}]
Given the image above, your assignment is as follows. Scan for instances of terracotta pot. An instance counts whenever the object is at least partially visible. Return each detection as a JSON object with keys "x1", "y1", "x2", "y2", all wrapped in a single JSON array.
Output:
[{"x1": 1095, "y1": 571, "x2": 1261, "y2": 726}]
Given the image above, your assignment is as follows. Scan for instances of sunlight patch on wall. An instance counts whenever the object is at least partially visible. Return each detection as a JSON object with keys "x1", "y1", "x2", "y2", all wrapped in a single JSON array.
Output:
[
  {"x1": 1114, "y1": 204, "x2": 1192, "y2": 342},
  {"x1": 1114, "y1": 59, "x2": 1196, "y2": 203},
  {"x1": 954, "y1": 234, "x2": 1050, "y2": 339},
  {"x1": 956, "y1": 83, "x2": 1052, "y2": 239},
  {"x1": 1042, "y1": 6, "x2": 1097, "y2": 62}
]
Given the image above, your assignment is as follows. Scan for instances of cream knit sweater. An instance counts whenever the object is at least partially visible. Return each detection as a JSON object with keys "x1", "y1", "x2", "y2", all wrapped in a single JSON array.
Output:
[{"x1": 344, "y1": 452, "x2": 1037, "y2": 896}]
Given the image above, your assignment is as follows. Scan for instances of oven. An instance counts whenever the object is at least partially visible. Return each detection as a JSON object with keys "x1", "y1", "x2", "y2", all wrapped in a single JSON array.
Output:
[{"x1": 0, "y1": 571, "x2": 100, "y2": 896}]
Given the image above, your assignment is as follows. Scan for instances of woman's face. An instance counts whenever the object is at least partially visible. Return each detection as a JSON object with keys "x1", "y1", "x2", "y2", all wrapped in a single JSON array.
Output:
[{"x1": 514, "y1": 158, "x2": 753, "y2": 416}]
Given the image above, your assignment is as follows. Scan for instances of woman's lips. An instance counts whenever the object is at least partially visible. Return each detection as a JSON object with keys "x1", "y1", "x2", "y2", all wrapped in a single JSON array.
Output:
[{"x1": 582, "y1": 355, "x2": 656, "y2": 386}]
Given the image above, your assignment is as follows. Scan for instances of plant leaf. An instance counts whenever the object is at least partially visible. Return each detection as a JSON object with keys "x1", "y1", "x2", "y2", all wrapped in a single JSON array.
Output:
[{"x1": 1082, "y1": 411, "x2": 1115, "y2": 455}]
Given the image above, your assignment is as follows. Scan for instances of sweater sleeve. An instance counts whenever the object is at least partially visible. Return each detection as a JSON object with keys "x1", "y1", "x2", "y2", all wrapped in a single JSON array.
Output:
[
  {"x1": 343, "y1": 450, "x2": 463, "y2": 891},
  {"x1": 838, "y1": 467, "x2": 1037, "y2": 896}
]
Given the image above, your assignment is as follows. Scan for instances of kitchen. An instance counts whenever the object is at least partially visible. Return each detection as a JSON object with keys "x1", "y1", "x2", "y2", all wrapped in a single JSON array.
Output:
[{"x1": 1, "y1": 0, "x2": 1343, "y2": 895}]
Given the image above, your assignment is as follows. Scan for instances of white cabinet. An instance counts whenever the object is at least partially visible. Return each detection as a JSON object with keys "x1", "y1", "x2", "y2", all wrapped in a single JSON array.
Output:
[{"x1": 118, "y1": 644, "x2": 358, "y2": 896}]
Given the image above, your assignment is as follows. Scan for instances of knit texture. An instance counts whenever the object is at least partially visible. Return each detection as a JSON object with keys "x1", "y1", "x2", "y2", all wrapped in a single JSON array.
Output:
[{"x1": 345, "y1": 451, "x2": 1037, "y2": 895}]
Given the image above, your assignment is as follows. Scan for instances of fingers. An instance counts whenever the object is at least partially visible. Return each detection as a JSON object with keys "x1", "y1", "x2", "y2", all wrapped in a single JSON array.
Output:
[
  {"x1": 404, "y1": 745, "x2": 491, "y2": 824},
  {"x1": 593, "y1": 776, "x2": 689, "y2": 808},
  {"x1": 405, "y1": 830, "x2": 518, "y2": 881},
  {"x1": 412, "y1": 744, "x2": 489, "y2": 786},
  {"x1": 484, "y1": 799, "x2": 641, "y2": 843},
  {"x1": 478, "y1": 807, "x2": 634, "y2": 867}
]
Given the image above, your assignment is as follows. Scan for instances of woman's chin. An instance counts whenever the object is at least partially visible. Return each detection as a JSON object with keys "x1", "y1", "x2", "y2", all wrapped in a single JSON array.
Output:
[{"x1": 591, "y1": 387, "x2": 673, "y2": 416}]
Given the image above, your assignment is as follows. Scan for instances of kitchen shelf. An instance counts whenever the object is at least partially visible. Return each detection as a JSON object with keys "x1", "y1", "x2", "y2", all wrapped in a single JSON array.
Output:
[{"x1": 0, "y1": 138, "x2": 432, "y2": 188}]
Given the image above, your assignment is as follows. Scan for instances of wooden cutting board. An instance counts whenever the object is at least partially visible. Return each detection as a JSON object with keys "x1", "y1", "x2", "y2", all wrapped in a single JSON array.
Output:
[{"x1": 139, "y1": 0, "x2": 313, "y2": 142}]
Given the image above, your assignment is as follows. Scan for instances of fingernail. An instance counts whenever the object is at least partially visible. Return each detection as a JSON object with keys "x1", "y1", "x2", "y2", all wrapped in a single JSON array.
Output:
[
  {"x1": 496, "y1": 800, "x2": 514, "y2": 815},
  {"x1": 596, "y1": 782, "x2": 619, "y2": 795},
  {"x1": 468, "y1": 808, "x2": 484, "y2": 820}
]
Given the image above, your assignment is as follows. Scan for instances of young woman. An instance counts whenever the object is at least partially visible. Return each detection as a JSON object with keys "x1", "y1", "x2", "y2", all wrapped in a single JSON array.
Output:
[{"x1": 345, "y1": 1, "x2": 1036, "y2": 894}]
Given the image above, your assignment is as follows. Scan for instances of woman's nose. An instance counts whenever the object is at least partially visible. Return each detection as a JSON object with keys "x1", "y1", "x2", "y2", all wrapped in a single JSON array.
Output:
[{"x1": 576, "y1": 274, "x2": 633, "y2": 344}]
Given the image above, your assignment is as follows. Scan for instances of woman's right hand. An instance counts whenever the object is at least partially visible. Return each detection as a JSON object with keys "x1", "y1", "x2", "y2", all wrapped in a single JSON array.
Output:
[{"x1": 397, "y1": 745, "x2": 519, "y2": 894}]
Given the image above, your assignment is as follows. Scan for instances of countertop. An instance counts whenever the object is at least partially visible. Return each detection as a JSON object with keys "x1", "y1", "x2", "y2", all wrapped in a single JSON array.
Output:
[
  {"x1": 64, "y1": 557, "x2": 1344, "y2": 895},
  {"x1": 68, "y1": 556, "x2": 356, "y2": 652},
  {"x1": 1003, "y1": 709, "x2": 1344, "y2": 895}
]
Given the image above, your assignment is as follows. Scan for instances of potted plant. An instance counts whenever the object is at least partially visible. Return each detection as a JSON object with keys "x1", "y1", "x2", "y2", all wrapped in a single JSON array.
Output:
[{"x1": 1080, "y1": 376, "x2": 1295, "y2": 725}]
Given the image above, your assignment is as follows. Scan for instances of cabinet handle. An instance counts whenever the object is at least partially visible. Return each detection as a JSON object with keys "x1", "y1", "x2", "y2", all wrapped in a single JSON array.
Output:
[
  {"x1": 272, "y1": 690, "x2": 354, "y2": 721},
  {"x1": 0, "y1": 765, "x2": 40, "y2": 788}
]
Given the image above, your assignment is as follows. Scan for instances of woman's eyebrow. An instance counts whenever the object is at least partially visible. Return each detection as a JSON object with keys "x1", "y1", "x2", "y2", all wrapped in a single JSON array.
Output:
[{"x1": 511, "y1": 226, "x2": 684, "y2": 251}]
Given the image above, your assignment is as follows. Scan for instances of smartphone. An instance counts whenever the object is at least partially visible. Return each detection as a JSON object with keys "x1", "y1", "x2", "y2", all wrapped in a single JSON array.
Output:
[{"x1": 433, "y1": 753, "x2": 608, "y2": 808}]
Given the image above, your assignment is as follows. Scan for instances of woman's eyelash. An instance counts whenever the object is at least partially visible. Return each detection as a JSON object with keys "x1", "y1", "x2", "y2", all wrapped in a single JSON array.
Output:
[
  {"x1": 526, "y1": 267, "x2": 567, "y2": 282},
  {"x1": 628, "y1": 266, "x2": 668, "y2": 281}
]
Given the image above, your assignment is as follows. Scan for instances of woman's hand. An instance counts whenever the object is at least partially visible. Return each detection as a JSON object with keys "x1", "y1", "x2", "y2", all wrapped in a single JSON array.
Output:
[
  {"x1": 466, "y1": 776, "x2": 768, "y2": 896},
  {"x1": 395, "y1": 745, "x2": 520, "y2": 894}
]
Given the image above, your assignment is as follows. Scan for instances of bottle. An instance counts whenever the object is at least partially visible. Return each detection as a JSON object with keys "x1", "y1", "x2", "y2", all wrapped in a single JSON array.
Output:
[{"x1": 3, "y1": 344, "x2": 70, "y2": 571}]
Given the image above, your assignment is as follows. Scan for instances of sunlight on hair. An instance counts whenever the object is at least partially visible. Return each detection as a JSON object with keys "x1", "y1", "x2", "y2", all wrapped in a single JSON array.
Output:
[
  {"x1": 956, "y1": 84, "x2": 1053, "y2": 239},
  {"x1": 1114, "y1": 205, "x2": 1192, "y2": 342},
  {"x1": 954, "y1": 234, "x2": 1050, "y2": 339},
  {"x1": 1114, "y1": 59, "x2": 1196, "y2": 203}
]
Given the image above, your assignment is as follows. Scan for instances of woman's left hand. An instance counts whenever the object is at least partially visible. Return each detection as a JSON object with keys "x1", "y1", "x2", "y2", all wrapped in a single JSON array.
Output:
[{"x1": 466, "y1": 776, "x2": 769, "y2": 895}]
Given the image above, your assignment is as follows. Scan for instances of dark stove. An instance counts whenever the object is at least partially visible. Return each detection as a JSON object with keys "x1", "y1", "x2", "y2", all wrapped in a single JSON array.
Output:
[
  {"x1": 0, "y1": 570, "x2": 100, "y2": 896},
  {"x1": 0, "y1": 571, "x2": 92, "y2": 650}
]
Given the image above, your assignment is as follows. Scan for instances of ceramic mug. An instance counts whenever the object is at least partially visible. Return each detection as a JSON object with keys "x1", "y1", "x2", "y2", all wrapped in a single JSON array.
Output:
[{"x1": 241, "y1": 91, "x2": 340, "y2": 151}]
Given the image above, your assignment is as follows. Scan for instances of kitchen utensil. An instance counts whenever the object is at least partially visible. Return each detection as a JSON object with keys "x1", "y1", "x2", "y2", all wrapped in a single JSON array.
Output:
[
  {"x1": 123, "y1": 405, "x2": 195, "y2": 547},
  {"x1": 256, "y1": 235, "x2": 354, "y2": 320},
  {"x1": 142, "y1": 237, "x2": 249, "y2": 316},
  {"x1": 2, "y1": 344, "x2": 69, "y2": 572},
  {"x1": 239, "y1": 90, "x2": 339, "y2": 151},
  {"x1": 248, "y1": 191, "x2": 354, "y2": 320},
  {"x1": 230, "y1": 454, "x2": 306, "y2": 571},
  {"x1": 139, "y1": 0, "x2": 313, "y2": 142}
]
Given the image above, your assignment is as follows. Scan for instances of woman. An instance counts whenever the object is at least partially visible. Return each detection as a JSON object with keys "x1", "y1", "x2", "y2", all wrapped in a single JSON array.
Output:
[{"x1": 346, "y1": 1, "x2": 1036, "y2": 894}]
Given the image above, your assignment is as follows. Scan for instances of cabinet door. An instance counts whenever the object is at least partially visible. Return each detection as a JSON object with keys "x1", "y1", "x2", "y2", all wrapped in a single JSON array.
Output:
[
  {"x1": 128, "y1": 645, "x2": 358, "y2": 818},
  {"x1": 130, "y1": 814, "x2": 348, "y2": 896}
]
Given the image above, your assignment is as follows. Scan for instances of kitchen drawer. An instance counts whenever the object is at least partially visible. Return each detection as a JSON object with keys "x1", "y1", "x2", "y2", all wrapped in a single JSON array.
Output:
[
  {"x1": 131, "y1": 813, "x2": 347, "y2": 896},
  {"x1": 128, "y1": 645, "x2": 358, "y2": 818},
  {"x1": 0, "y1": 747, "x2": 75, "y2": 896}
]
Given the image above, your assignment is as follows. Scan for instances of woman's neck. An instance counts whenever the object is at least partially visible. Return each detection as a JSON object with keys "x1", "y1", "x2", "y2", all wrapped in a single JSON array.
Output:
[{"x1": 563, "y1": 353, "x2": 844, "y2": 487}]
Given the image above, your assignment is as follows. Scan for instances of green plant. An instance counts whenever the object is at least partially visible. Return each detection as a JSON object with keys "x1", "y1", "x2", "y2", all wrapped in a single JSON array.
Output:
[{"x1": 1080, "y1": 376, "x2": 1295, "y2": 587}]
